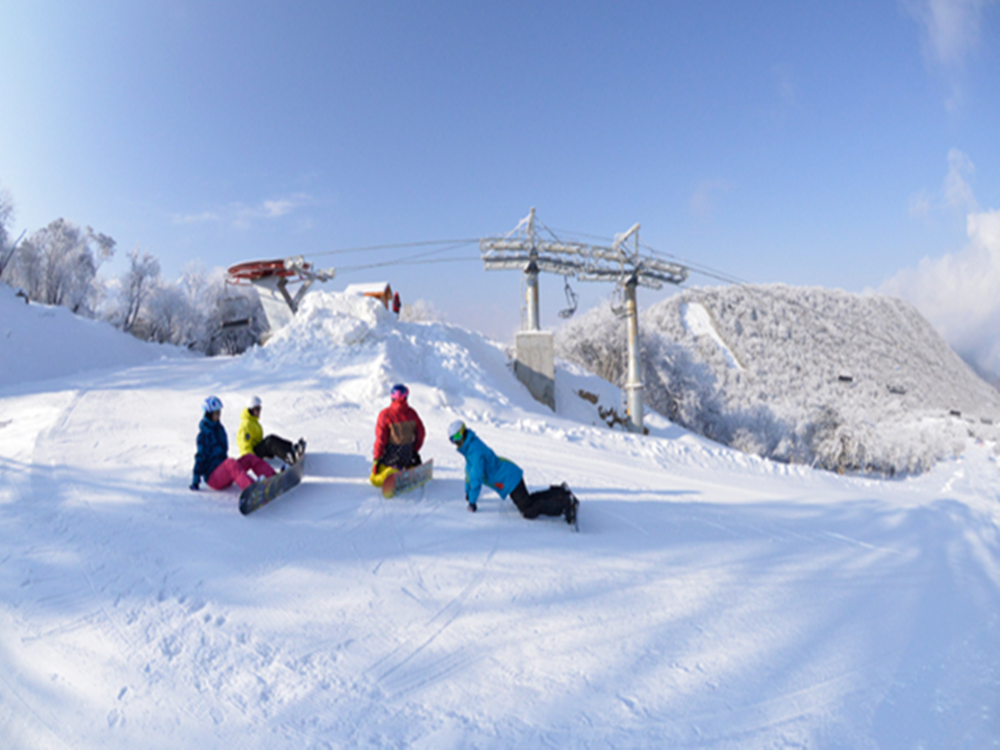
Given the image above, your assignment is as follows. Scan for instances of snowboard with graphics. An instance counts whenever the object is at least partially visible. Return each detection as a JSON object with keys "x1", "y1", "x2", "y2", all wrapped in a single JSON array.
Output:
[
  {"x1": 382, "y1": 459, "x2": 433, "y2": 499},
  {"x1": 239, "y1": 451, "x2": 305, "y2": 515}
]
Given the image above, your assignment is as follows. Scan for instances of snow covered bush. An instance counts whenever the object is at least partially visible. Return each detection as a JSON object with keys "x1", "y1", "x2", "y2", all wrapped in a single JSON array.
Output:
[{"x1": 557, "y1": 284, "x2": 1000, "y2": 475}]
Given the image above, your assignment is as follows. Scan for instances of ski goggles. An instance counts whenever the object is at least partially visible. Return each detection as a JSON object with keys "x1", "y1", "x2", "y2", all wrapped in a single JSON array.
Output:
[{"x1": 449, "y1": 426, "x2": 465, "y2": 444}]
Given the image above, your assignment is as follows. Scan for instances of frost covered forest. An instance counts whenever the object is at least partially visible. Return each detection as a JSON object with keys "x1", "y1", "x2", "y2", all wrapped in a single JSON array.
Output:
[
  {"x1": 0, "y1": 190, "x2": 265, "y2": 355},
  {"x1": 557, "y1": 284, "x2": 1000, "y2": 476}
]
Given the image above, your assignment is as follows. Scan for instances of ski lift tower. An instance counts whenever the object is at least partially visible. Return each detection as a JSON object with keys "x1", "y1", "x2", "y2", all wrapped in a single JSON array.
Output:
[
  {"x1": 479, "y1": 208, "x2": 572, "y2": 410},
  {"x1": 480, "y1": 209, "x2": 687, "y2": 432},
  {"x1": 227, "y1": 256, "x2": 335, "y2": 340}
]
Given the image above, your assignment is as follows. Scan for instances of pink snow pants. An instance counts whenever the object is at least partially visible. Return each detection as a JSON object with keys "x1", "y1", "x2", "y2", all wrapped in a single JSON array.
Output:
[{"x1": 207, "y1": 454, "x2": 275, "y2": 491}]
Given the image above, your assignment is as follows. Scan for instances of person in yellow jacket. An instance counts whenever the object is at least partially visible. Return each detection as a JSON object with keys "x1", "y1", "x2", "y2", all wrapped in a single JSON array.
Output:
[{"x1": 237, "y1": 396, "x2": 304, "y2": 466}]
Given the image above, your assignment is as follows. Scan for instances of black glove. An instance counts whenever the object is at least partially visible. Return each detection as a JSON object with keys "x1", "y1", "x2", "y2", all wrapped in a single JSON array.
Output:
[
  {"x1": 190, "y1": 473, "x2": 200, "y2": 491},
  {"x1": 410, "y1": 452, "x2": 422, "y2": 467}
]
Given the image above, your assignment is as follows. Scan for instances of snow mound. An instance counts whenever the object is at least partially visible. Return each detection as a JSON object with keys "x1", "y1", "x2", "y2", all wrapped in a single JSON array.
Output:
[
  {"x1": 246, "y1": 290, "x2": 641, "y2": 438},
  {"x1": 558, "y1": 283, "x2": 1000, "y2": 474},
  {"x1": 0, "y1": 284, "x2": 183, "y2": 391},
  {"x1": 248, "y1": 290, "x2": 543, "y2": 422}
]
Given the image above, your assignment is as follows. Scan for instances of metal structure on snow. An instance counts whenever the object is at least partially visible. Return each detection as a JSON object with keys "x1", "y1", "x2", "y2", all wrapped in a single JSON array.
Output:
[
  {"x1": 227, "y1": 256, "x2": 335, "y2": 336},
  {"x1": 479, "y1": 208, "x2": 688, "y2": 432}
]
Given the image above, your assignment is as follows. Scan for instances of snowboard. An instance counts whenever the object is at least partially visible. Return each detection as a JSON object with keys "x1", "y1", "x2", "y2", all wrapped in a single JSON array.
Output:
[
  {"x1": 239, "y1": 452, "x2": 305, "y2": 515},
  {"x1": 382, "y1": 459, "x2": 433, "y2": 499}
]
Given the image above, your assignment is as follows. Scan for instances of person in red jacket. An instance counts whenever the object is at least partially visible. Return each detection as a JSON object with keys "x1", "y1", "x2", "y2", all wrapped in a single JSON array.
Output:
[{"x1": 370, "y1": 383, "x2": 425, "y2": 487}]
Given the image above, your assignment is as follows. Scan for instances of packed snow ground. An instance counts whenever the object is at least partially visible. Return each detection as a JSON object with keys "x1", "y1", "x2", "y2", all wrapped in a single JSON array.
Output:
[{"x1": 1, "y1": 289, "x2": 999, "y2": 748}]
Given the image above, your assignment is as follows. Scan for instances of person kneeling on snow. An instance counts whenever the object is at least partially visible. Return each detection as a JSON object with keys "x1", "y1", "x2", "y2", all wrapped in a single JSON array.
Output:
[
  {"x1": 370, "y1": 383, "x2": 425, "y2": 487},
  {"x1": 237, "y1": 396, "x2": 304, "y2": 466},
  {"x1": 447, "y1": 420, "x2": 578, "y2": 524},
  {"x1": 190, "y1": 396, "x2": 275, "y2": 492}
]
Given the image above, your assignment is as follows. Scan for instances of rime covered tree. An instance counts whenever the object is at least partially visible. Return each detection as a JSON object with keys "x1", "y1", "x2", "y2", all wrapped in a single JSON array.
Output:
[
  {"x1": 0, "y1": 189, "x2": 16, "y2": 280},
  {"x1": 117, "y1": 246, "x2": 161, "y2": 334},
  {"x1": 6, "y1": 218, "x2": 115, "y2": 314}
]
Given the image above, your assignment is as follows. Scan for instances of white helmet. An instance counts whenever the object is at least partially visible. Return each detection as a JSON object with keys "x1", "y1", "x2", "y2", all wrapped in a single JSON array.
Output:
[
  {"x1": 447, "y1": 420, "x2": 466, "y2": 444},
  {"x1": 249, "y1": 396, "x2": 262, "y2": 409}
]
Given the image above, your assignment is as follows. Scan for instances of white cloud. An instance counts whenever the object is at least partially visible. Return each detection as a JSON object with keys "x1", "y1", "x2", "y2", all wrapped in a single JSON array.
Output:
[
  {"x1": 903, "y1": 0, "x2": 996, "y2": 109},
  {"x1": 908, "y1": 191, "x2": 934, "y2": 220},
  {"x1": 690, "y1": 180, "x2": 733, "y2": 218},
  {"x1": 171, "y1": 210, "x2": 220, "y2": 225},
  {"x1": 772, "y1": 65, "x2": 795, "y2": 109},
  {"x1": 172, "y1": 194, "x2": 310, "y2": 230},
  {"x1": 907, "y1": 148, "x2": 977, "y2": 220},
  {"x1": 262, "y1": 199, "x2": 295, "y2": 218},
  {"x1": 904, "y1": 0, "x2": 992, "y2": 66},
  {"x1": 881, "y1": 205, "x2": 1000, "y2": 379},
  {"x1": 943, "y1": 148, "x2": 978, "y2": 212}
]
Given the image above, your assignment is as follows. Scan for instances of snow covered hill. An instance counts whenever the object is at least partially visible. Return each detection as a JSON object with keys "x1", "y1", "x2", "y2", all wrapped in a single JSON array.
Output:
[
  {"x1": 558, "y1": 283, "x2": 1000, "y2": 475},
  {"x1": 0, "y1": 284, "x2": 185, "y2": 390},
  {"x1": 1, "y1": 289, "x2": 999, "y2": 748}
]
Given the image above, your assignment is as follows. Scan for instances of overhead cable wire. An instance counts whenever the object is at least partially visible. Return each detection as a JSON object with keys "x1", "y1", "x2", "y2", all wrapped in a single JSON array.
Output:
[
  {"x1": 337, "y1": 257, "x2": 480, "y2": 273},
  {"x1": 306, "y1": 238, "x2": 480, "y2": 258}
]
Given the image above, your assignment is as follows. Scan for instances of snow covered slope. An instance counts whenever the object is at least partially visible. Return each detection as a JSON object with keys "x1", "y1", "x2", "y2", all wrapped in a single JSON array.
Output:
[
  {"x1": 1, "y1": 290, "x2": 999, "y2": 748},
  {"x1": 559, "y1": 284, "x2": 1000, "y2": 474},
  {"x1": 0, "y1": 284, "x2": 184, "y2": 390}
]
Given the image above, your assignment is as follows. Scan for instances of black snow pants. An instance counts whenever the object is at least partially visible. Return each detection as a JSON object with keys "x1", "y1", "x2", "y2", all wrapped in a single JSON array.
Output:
[
  {"x1": 509, "y1": 480, "x2": 569, "y2": 519},
  {"x1": 253, "y1": 435, "x2": 295, "y2": 464}
]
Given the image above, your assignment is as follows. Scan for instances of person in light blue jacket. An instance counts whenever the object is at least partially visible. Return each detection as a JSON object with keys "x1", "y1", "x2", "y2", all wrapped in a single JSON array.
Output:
[{"x1": 448, "y1": 420, "x2": 578, "y2": 525}]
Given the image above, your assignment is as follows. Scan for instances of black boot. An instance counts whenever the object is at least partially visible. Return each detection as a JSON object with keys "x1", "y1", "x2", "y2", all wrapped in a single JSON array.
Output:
[{"x1": 561, "y1": 483, "x2": 579, "y2": 526}]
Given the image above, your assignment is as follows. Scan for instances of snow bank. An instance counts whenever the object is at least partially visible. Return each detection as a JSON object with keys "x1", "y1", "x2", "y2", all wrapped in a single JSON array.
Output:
[
  {"x1": 0, "y1": 284, "x2": 183, "y2": 391},
  {"x1": 558, "y1": 284, "x2": 1000, "y2": 474},
  {"x1": 248, "y1": 290, "x2": 528, "y2": 414},
  {"x1": 245, "y1": 290, "x2": 628, "y2": 436}
]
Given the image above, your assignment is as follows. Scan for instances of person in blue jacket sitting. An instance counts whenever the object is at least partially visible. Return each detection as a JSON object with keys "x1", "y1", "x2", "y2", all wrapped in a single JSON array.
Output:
[
  {"x1": 447, "y1": 420, "x2": 578, "y2": 525},
  {"x1": 191, "y1": 396, "x2": 275, "y2": 492}
]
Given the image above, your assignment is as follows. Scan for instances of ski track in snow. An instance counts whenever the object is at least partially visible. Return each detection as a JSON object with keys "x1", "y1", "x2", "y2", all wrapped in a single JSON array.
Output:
[{"x1": 1, "y1": 291, "x2": 999, "y2": 748}]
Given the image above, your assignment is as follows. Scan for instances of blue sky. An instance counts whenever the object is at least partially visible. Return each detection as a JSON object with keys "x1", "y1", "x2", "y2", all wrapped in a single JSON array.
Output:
[{"x1": 1, "y1": 1, "x2": 998, "y2": 343}]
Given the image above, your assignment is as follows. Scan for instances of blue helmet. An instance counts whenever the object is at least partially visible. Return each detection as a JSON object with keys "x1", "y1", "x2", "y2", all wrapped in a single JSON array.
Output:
[
  {"x1": 390, "y1": 383, "x2": 409, "y2": 401},
  {"x1": 202, "y1": 395, "x2": 223, "y2": 414}
]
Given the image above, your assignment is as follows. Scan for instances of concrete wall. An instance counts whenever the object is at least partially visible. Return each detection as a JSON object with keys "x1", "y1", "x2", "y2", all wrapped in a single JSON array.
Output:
[{"x1": 515, "y1": 331, "x2": 555, "y2": 410}]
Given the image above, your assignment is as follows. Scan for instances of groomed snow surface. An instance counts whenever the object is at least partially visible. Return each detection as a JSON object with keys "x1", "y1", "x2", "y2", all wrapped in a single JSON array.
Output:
[{"x1": 2, "y1": 288, "x2": 999, "y2": 748}]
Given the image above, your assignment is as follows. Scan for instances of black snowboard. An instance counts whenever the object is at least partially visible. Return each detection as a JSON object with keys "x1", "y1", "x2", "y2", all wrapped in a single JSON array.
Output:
[{"x1": 239, "y1": 453, "x2": 305, "y2": 515}]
